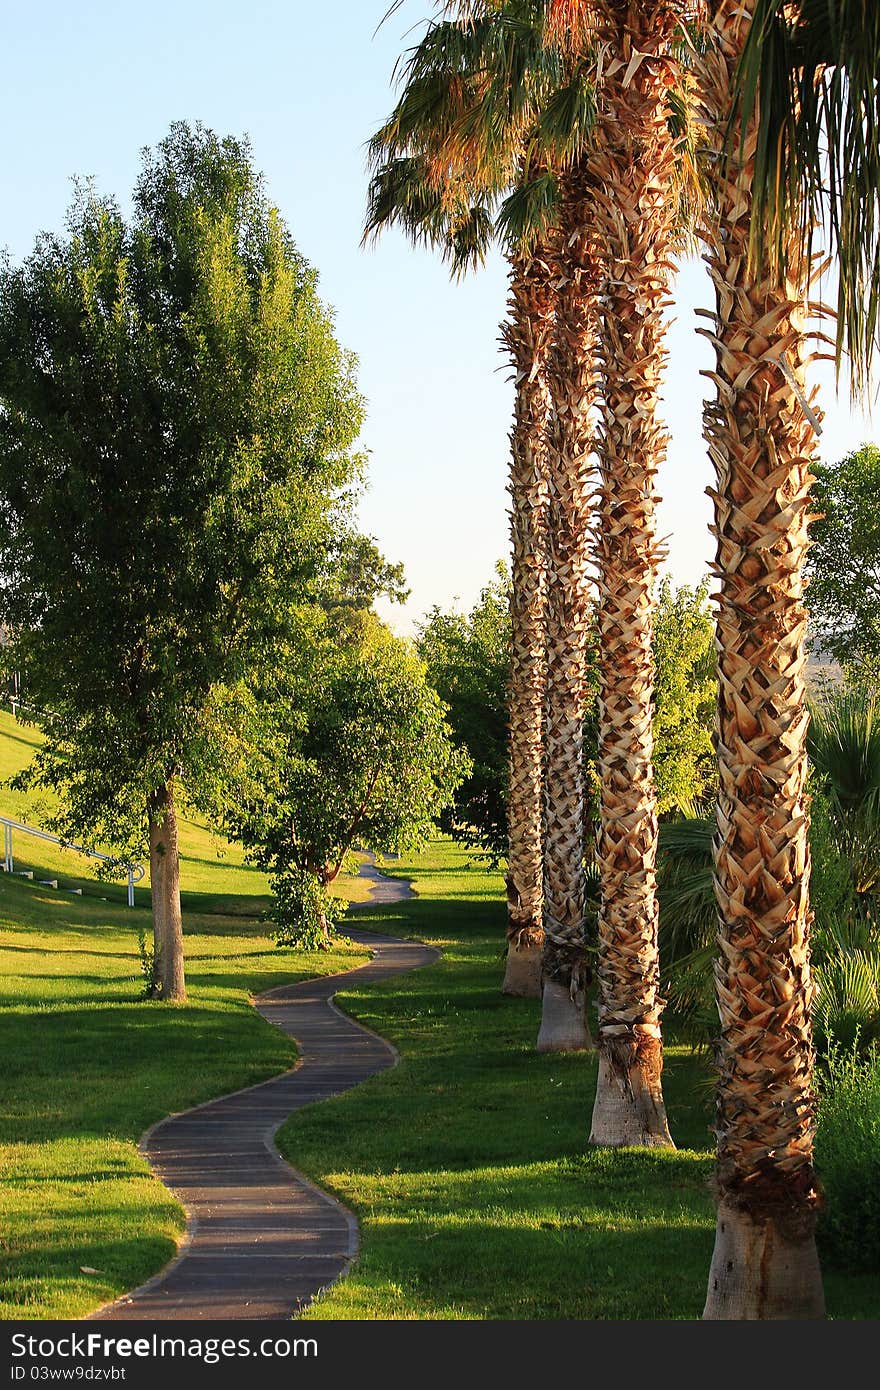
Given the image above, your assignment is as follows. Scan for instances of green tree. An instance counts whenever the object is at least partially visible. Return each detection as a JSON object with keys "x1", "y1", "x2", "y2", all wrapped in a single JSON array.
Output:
[
  {"x1": 0, "y1": 122, "x2": 365, "y2": 1000},
  {"x1": 415, "y1": 566, "x2": 510, "y2": 863},
  {"x1": 806, "y1": 447, "x2": 880, "y2": 668},
  {"x1": 230, "y1": 628, "x2": 470, "y2": 947},
  {"x1": 653, "y1": 578, "x2": 716, "y2": 815},
  {"x1": 415, "y1": 568, "x2": 714, "y2": 852}
]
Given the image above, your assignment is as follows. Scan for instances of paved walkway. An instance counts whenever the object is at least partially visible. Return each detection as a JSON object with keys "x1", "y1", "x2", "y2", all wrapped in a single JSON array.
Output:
[{"x1": 91, "y1": 857, "x2": 435, "y2": 1321}]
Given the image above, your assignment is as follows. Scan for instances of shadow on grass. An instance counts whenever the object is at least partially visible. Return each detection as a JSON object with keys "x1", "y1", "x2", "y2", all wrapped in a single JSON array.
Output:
[
  {"x1": 178, "y1": 852, "x2": 265, "y2": 875},
  {"x1": 0, "y1": 997, "x2": 296, "y2": 1145},
  {"x1": 347, "y1": 895, "x2": 505, "y2": 940},
  {"x1": 0, "y1": 942, "x2": 138, "y2": 961},
  {"x1": 0, "y1": 1235, "x2": 181, "y2": 1321},
  {"x1": 179, "y1": 891, "x2": 272, "y2": 919}
]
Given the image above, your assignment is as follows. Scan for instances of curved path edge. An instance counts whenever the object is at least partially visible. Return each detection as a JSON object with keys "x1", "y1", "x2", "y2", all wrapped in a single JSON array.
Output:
[{"x1": 89, "y1": 859, "x2": 436, "y2": 1321}]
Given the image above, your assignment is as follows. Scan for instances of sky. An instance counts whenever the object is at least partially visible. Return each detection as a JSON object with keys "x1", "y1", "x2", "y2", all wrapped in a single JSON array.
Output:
[{"x1": 2, "y1": 1, "x2": 875, "y2": 634}]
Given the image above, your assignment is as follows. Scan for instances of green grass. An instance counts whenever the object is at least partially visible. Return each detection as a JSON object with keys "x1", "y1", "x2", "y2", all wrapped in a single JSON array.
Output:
[
  {"x1": 0, "y1": 717, "x2": 373, "y2": 1319},
  {"x1": 274, "y1": 839, "x2": 880, "y2": 1321},
  {"x1": 1, "y1": 703, "x2": 876, "y2": 1322},
  {"x1": 0, "y1": 705, "x2": 373, "y2": 913}
]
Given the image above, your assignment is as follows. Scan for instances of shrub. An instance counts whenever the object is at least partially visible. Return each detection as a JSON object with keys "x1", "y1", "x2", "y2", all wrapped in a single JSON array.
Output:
[
  {"x1": 813, "y1": 946, "x2": 880, "y2": 1056},
  {"x1": 268, "y1": 865, "x2": 339, "y2": 951},
  {"x1": 815, "y1": 1041, "x2": 880, "y2": 1270}
]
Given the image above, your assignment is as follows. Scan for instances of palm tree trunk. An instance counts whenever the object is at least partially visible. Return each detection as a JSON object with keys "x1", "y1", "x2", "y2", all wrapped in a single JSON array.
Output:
[
  {"x1": 697, "y1": 0, "x2": 824, "y2": 1318},
  {"x1": 538, "y1": 181, "x2": 599, "y2": 1052},
  {"x1": 502, "y1": 246, "x2": 555, "y2": 998},
  {"x1": 587, "y1": 0, "x2": 679, "y2": 1146},
  {"x1": 148, "y1": 780, "x2": 186, "y2": 1002}
]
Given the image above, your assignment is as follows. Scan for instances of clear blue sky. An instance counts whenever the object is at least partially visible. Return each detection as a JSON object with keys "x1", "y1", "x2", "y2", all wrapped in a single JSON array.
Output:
[{"x1": 2, "y1": 1, "x2": 874, "y2": 633}]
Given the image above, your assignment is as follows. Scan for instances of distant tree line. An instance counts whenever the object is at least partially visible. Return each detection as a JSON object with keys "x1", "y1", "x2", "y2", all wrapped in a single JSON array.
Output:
[{"x1": 417, "y1": 566, "x2": 716, "y2": 864}]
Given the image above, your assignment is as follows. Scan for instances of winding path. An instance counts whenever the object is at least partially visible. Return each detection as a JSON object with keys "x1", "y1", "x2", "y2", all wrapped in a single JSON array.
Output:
[{"x1": 91, "y1": 856, "x2": 436, "y2": 1321}]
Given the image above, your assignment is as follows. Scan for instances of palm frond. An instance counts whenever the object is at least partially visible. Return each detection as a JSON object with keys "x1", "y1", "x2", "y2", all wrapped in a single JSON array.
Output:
[
  {"x1": 544, "y1": 0, "x2": 596, "y2": 54},
  {"x1": 445, "y1": 199, "x2": 497, "y2": 275},
  {"x1": 656, "y1": 815, "x2": 717, "y2": 1042},
  {"x1": 495, "y1": 169, "x2": 561, "y2": 253},
  {"x1": 814, "y1": 944, "x2": 880, "y2": 1055},
  {"x1": 808, "y1": 686, "x2": 880, "y2": 812},
  {"x1": 808, "y1": 684, "x2": 880, "y2": 918},
  {"x1": 736, "y1": 0, "x2": 880, "y2": 394},
  {"x1": 364, "y1": 151, "x2": 497, "y2": 276},
  {"x1": 535, "y1": 69, "x2": 597, "y2": 165}
]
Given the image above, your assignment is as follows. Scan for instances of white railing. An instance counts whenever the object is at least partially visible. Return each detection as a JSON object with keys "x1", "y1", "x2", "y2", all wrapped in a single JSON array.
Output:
[{"x1": 0, "y1": 816, "x2": 145, "y2": 907}]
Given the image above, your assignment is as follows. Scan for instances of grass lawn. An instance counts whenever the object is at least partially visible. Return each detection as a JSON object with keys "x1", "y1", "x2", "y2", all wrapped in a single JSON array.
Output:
[
  {"x1": 275, "y1": 839, "x2": 880, "y2": 1321},
  {"x1": 0, "y1": 709, "x2": 875, "y2": 1323},
  {"x1": 0, "y1": 706, "x2": 373, "y2": 914},
  {"x1": 0, "y1": 705, "x2": 373, "y2": 1320}
]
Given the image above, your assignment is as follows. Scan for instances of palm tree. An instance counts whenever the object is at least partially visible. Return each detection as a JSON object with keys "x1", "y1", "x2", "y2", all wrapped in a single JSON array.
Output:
[
  {"x1": 376, "y1": 4, "x2": 692, "y2": 1078},
  {"x1": 541, "y1": 0, "x2": 873, "y2": 1306},
  {"x1": 501, "y1": 235, "x2": 556, "y2": 997},
  {"x1": 367, "y1": 9, "x2": 601, "y2": 1032},
  {"x1": 476, "y1": 14, "x2": 604, "y2": 1048},
  {"x1": 429, "y1": 1, "x2": 692, "y2": 1071},
  {"x1": 534, "y1": 165, "x2": 601, "y2": 1050},
  {"x1": 538, "y1": 0, "x2": 691, "y2": 1135},
  {"x1": 693, "y1": 0, "x2": 825, "y2": 1317},
  {"x1": 365, "y1": 18, "x2": 553, "y2": 1000},
  {"x1": 586, "y1": 0, "x2": 686, "y2": 1143}
]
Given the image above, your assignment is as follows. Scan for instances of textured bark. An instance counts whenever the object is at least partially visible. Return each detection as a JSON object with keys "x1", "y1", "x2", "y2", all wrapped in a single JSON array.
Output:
[
  {"x1": 148, "y1": 781, "x2": 186, "y2": 1002},
  {"x1": 502, "y1": 246, "x2": 555, "y2": 998},
  {"x1": 538, "y1": 178, "x2": 601, "y2": 1050},
  {"x1": 590, "y1": 1042, "x2": 671, "y2": 1147},
  {"x1": 502, "y1": 935, "x2": 544, "y2": 997},
  {"x1": 703, "y1": 1201, "x2": 825, "y2": 1319},
  {"x1": 537, "y1": 979, "x2": 594, "y2": 1053},
  {"x1": 587, "y1": 0, "x2": 681, "y2": 1145},
  {"x1": 697, "y1": 0, "x2": 824, "y2": 1318}
]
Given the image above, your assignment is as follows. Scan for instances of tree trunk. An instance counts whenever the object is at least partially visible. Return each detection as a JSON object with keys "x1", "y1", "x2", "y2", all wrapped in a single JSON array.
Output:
[
  {"x1": 696, "y1": 0, "x2": 824, "y2": 1318},
  {"x1": 538, "y1": 180, "x2": 600, "y2": 1052},
  {"x1": 703, "y1": 1201, "x2": 825, "y2": 1320},
  {"x1": 502, "y1": 924, "x2": 543, "y2": 997},
  {"x1": 148, "y1": 781, "x2": 186, "y2": 1002},
  {"x1": 537, "y1": 978, "x2": 593, "y2": 1053},
  {"x1": 587, "y1": 0, "x2": 679, "y2": 1146},
  {"x1": 502, "y1": 245, "x2": 555, "y2": 998},
  {"x1": 318, "y1": 866, "x2": 334, "y2": 949}
]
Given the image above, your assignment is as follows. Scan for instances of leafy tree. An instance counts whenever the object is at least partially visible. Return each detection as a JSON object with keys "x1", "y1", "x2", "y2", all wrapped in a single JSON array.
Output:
[
  {"x1": 230, "y1": 627, "x2": 470, "y2": 948},
  {"x1": 319, "y1": 534, "x2": 409, "y2": 621},
  {"x1": 653, "y1": 578, "x2": 716, "y2": 815},
  {"x1": 416, "y1": 568, "x2": 716, "y2": 856},
  {"x1": 807, "y1": 446, "x2": 880, "y2": 668},
  {"x1": 0, "y1": 122, "x2": 366, "y2": 1000},
  {"x1": 415, "y1": 565, "x2": 509, "y2": 863}
]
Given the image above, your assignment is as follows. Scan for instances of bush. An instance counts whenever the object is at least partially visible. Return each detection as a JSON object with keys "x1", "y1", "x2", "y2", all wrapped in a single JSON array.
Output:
[
  {"x1": 813, "y1": 946, "x2": 880, "y2": 1056},
  {"x1": 815, "y1": 1041, "x2": 880, "y2": 1270},
  {"x1": 268, "y1": 865, "x2": 339, "y2": 951}
]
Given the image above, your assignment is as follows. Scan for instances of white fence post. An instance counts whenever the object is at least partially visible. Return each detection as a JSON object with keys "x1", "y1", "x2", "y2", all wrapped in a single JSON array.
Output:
[{"x1": 0, "y1": 815, "x2": 143, "y2": 906}]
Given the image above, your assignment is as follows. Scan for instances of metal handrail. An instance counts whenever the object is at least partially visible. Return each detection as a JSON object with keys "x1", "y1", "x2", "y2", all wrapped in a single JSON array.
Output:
[{"x1": 0, "y1": 815, "x2": 145, "y2": 907}]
